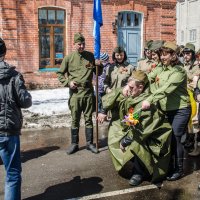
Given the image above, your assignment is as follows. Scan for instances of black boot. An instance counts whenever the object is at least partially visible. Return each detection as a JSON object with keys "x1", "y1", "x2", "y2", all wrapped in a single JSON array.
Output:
[
  {"x1": 184, "y1": 134, "x2": 195, "y2": 149},
  {"x1": 167, "y1": 159, "x2": 183, "y2": 181},
  {"x1": 66, "y1": 128, "x2": 79, "y2": 155},
  {"x1": 85, "y1": 128, "x2": 99, "y2": 154},
  {"x1": 129, "y1": 174, "x2": 143, "y2": 186}
]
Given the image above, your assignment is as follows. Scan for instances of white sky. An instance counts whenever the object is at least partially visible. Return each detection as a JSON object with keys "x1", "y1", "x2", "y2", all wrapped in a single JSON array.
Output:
[{"x1": 25, "y1": 88, "x2": 70, "y2": 116}]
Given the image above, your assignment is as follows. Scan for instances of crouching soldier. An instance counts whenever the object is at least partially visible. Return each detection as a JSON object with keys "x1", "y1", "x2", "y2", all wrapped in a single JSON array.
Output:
[
  {"x1": 98, "y1": 71, "x2": 172, "y2": 186},
  {"x1": 57, "y1": 33, "x2": 103, "y2": 154}
]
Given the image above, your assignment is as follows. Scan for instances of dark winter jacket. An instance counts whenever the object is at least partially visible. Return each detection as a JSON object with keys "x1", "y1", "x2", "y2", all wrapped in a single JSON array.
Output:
[{"x1": 0, "y1": 61, "x2": 32, "y2": 135}]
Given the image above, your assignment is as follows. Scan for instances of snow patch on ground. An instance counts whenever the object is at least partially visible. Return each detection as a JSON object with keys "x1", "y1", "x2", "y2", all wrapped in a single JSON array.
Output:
[
  {"x1": 26, "y1": 88, "x2": 70, "y2": 116},
  {"x1": 22, "y1": 88, "x2": 72, "y2": 130}
]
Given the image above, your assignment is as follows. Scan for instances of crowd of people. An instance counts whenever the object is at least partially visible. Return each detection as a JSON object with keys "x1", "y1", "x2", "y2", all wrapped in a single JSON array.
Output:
[
  {"x1": 57, "y1": 33, "x2": 200, "y2": 188},
  {"x1": 1, "y1": 32, "x2": 200, "y2": 199},
  {"x1": 97, "y1": 40, "x2": 200, "y2": 186}
]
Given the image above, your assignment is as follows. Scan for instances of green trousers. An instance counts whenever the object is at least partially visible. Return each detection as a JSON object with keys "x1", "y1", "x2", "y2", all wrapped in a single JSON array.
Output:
[{"x1": 69, "y1": 96, "x2": 93, "y2": 129}]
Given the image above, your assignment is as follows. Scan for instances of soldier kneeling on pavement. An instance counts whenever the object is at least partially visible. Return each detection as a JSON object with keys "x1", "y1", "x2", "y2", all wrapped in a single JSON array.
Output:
[{"x1": 98, "y1": 71, "x2": 172, "y2": 186}]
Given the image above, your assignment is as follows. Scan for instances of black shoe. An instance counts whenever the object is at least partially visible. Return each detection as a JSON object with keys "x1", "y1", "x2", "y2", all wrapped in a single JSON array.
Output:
[
  {"x1": 166, "y1": 171, "x2": 183, "y2": 181},
  {"x1": 86, "y1": 144, "x2": 99, "y2": 154},
  {"x1": 66, "y1": 144, "x2": 79, "y2": 155},
  {"x1": 197, "y1": 132, "x2": 200, "y2": 142},
  {"x1": 129, "y1": 174, "x2": 143, "y2": 186}
]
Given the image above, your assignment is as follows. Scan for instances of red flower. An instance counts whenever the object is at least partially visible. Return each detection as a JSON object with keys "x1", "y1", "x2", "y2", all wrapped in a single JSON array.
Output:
[
  {"x1": 151, "y1": 63, "x2": 157, "y2": 69},
  {"x1": 155, "y1": 76, "x2": 159, "y2": 84},
  {"x1": 119, "y1": 67, "x2": 128, "y2": 73},
  {"x1": 148, "y1": 63, "x2": 157, "y2": 73},
  {"x1": 128, "y1": 107, "x2": 134, "y2": 113}
]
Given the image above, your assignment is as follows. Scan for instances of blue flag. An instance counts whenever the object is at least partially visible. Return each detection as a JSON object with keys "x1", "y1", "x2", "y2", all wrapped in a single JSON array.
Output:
[{"x1": 93, "y1": 0, "x2": 103, "y2": 59}]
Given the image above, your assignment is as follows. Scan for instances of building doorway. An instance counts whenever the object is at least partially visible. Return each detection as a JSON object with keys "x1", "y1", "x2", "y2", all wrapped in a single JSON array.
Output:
[{"x1": 117, "y1": 11, "x2": 142, "y2": 66}]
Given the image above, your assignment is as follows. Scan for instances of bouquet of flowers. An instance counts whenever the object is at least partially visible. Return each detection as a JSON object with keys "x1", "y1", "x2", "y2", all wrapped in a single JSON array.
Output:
[{"x1": 122, "y1": 107, "x2": 140, "y2": 127}]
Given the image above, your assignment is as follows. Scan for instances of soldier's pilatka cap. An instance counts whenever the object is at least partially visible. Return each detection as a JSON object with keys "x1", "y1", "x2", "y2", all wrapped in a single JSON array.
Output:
[
  {"x1": 131, "y1": 70, "x2": 148, "y2": 85},
  {"x1": 196, "y1": 49, "x2": 200, "y2": 55},
  {"x1": 144, "y1": 40, "x2": 153, "y2": 49},
  {"x1": 0, "y1": 38, "x2": 6, "y2": 57},
  {"x1": 74, "y1": 32, "x2": 85, "y2": 43},
  {"x1": 162, "y1": 41, "x2": 178, "y2": 52},
  {"x1": 149, "y1": 40, "x2": 165, "y2": 51},
  {"x1": 113, "y1": 46, "x2": 125, "y2": 53},
  {"x1": 183, "y1": 43, "x2": 195, "y2": 52}
]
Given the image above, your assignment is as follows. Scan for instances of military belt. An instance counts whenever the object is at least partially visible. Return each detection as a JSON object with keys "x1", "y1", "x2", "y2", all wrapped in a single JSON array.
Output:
[{"x1": 76, "y1": 82, "x2": 92, "y2": 89}]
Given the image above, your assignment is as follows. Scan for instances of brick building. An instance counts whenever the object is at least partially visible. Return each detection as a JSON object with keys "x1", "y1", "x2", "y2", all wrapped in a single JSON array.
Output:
[{"x1": 0, "y1": 0, "x2": 176, "y2": 89}]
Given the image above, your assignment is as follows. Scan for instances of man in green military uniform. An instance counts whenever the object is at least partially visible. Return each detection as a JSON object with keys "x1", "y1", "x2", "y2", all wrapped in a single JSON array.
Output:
[
  {"x1": 137, "y1": 40, "x2": 155, "y2": 72},
  {"x1": 57, "y1": 33, "x2": 102, "y2": 154},
  {"x1": 98, "y1": 71, "x2": 172, "y2": 186}
]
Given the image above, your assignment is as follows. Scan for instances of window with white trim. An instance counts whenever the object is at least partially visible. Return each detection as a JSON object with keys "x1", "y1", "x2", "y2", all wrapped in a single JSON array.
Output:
[{"x1": 38, "y1": 8, "x2": 65, "y2": 69}]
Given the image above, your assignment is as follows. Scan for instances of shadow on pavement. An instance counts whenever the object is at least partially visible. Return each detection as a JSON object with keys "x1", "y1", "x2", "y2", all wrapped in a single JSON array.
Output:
[
  {"x1": 0, "y1": 146, "x2": 60, "y2": 166},
  {"x1": 23, "y1": 176, "x2": 103, "y2": 200},
  {"x1": 21, "y1": 146, "x2": 60, "y2": 163},
  {"x1": 184, "y1": 153, "x2": 200, "y2": 177}
]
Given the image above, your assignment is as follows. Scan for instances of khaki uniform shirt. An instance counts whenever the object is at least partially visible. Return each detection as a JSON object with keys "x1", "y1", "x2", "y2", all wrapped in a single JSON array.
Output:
[
  {"x1": 57, "y1": 50, "x2": 95, "y2": 97},
  {"x1": 104, "y1": 62, "x2": 134, "y2": 93},
  {"x1": 184, "y1": 61, "x2": 200, "y2": 90},
  {"x1": 137, "y1": 58, "x2": 155, "y2": 73},
  {"x1": 184, "y1": 61, "x2": 200, "y2": 81},
  {"x1": 147, "y1": 64, "x2": 190, "y2": 111}
]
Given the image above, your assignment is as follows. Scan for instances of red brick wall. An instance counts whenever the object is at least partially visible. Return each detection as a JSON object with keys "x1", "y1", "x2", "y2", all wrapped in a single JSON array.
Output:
[{"x1": 0, "y1": 0, "x2": 176, "y2": 89}]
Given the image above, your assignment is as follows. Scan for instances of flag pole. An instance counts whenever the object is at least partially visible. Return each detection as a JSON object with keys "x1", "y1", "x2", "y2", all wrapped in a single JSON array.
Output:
[
  {"x1": 93, "y1": 0, "x2": 103, "y2": 150},
  {"x1": 95, "y1": 65, "x2": 99, "y2": 149}
]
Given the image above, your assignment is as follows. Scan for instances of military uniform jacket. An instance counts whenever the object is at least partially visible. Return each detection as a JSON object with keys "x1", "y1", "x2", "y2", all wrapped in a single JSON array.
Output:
[
  {"x1": 57, "y1": 50, "x2": 97, "y2": 97},
  {"x1": 137, "y1": 58, "x2": 155, "y2": 73},
  {"x1": 147, "y1": 64, "x2": 190, "y2": 111},
  {"x1": 184, "y1": 61, "x2": 200, "y2": 82},
  {"x1": 103, "y1": 62, "x2": 134, "y2": 93},
  {"x1": 102, "y1": 88, "x2": 172, "y2": 182}
]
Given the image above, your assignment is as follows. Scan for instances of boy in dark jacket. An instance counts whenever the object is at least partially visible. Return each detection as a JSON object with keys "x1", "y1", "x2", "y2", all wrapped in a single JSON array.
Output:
[{"x1": 0, "y1": 38, "x2": 32, "y2": 200}]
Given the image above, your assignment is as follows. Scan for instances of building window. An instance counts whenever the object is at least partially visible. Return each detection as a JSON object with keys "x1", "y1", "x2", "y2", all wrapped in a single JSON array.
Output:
[
  {"x1": 38, "y1": 8, "x2": 65, "y2": 69},
  {"x1": 118, "y1": 12, "x2": 141, "y2": 28},
  {"x1": 189, "y1": 29, "x2": 197, "y2": 42}
]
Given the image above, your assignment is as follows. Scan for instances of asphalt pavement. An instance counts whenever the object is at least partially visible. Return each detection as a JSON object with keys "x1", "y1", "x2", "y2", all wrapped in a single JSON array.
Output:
[{"x1": 0, "y1": 126, "x2": 200, "y2": 200}]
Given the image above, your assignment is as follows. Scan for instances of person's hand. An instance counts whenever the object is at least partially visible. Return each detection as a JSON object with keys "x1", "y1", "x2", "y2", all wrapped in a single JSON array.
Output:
[
  {"x1": 92, "y1": 79, "x2": 96, "y2": 86},
  {"x1": 197, "y1": 94, "x2": 200, "y2": 102},
  {"x1": 188, "y1": 82, "x2": 195, "y2": 89},
  {"x1": 120, "y1": 143, "x2": 126, "y2": 153},
  {"x1": 142, "y1": 100, "x2": 150, "y2": 110},
  {"x1": 122, "y1": 85, "x2": 130, "y2": 97},
  {"x1": 106, "y1": 88, "x2": 112, "y2": 94},
  {"x1": 97, "y1": 113, "x2": 107, "y2": 123},
  {"x1": 95, "y1": 59, "x2": 101, "y2": 66},
  {"x1": 69, "y1": 81, "x2": 77, "y2": 89},
  {"x1": 193, "y1": 75, "x2": 199, "y2": 87}
]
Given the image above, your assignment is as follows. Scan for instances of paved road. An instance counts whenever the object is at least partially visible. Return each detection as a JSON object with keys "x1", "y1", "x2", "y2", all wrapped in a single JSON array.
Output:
[{"x1": 0, "y1": 127, "x2": 200, "y2": 200}]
